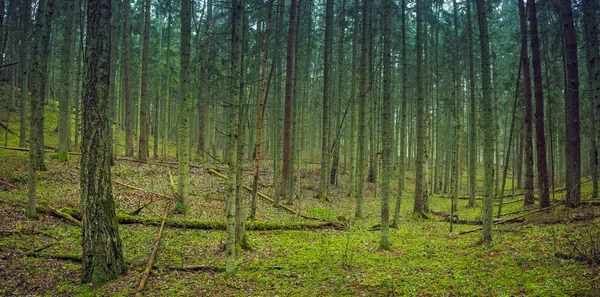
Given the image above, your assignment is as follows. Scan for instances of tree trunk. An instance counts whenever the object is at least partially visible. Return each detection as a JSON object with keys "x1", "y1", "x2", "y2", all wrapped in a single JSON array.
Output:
[
  {"x1": 583, "y1": 0, "x2": 600, "y2": 199},
  {"x1": 138, "y1": 0, "x2": 151, "y2": 161},
  {"x1": 58, "y1": 0, "x2": 76, "y2": 162},
  {"x1": 177, "y1": 0, "x2": 192, "y2": 212},
  {"x1": 528, "y1": 0, "x2": 550, "y2": 208},
  {"x1": 559, "y1": 0, "x2": 580, "y2": 208},
  {"x1": 413, "y1": 0, "x2": 427, "y2": 218},
  {"x1": 467, "y1": 0, "x2": 477, "y2": 207},
  {"x1": 226, "y1": 0, "x2": 245, "y2": 276},
  {"x1": 250, "y1": 0, "x2": 273, "y2": 220},
  {"x1": 282, "y1": 0, "x2": 297, "y2": 204},
  {"x1": 123, "y1": 0, "x2": 133, "y2": 157},
  {"x1": 475, "y1": 0, "x2": 494, "y2": 242},
  {"x1": 355, "y1": 0, "x2": 369, "y2": 219},
  {"x1": 379, "y1": 0, "x2": 392, "y2": 250},
  {"x1": 318, "y1": 0, "x2": 333, "y2": 202},
  {"x1": 18, "y1": 0, "x2": 30, "y2": 148},
  {"x1": 81, "y1": 0, "x2": 127, "y2": 284},
  {"x1": 392, "y1": 0, "x2": 408, "y2": 227},
  {"x1": 519, "y1": 0, "x2": 535, "y2": 206}
]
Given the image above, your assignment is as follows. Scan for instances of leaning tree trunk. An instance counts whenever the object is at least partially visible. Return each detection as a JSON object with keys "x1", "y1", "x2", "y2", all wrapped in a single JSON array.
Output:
[{"x1": 81, "y1": 0, "x2": 127, "y2": 284}]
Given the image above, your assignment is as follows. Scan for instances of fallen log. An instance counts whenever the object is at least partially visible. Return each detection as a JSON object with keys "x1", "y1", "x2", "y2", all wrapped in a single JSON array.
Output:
[
  {"x1": 0, "y1": 145, "x2": 53, "y2": 152},
  {"x1": 37, "y1": 204, "x2": 82, "y2": 226},
  {"x1": 208, "y1": 168, "x2": 323, "y2": 221},
  {"x1": 27, "y1": 252, "x2": 82, "y2": 262},
  {"x1": 154, "y1": 264, "x2": 224, "y2": 273},
  {"x1": 0, "y1": 179, "x2": 17, "y2": 189},
  {"x1": 458, "y1": 203, "x2": 562, "y2": 235},
  {"x1": 135, "y1": 201, "x2": 171, "y2": 297},
  {"x1": 117, "y1": 213, "x2": 343, "y2": 231}
]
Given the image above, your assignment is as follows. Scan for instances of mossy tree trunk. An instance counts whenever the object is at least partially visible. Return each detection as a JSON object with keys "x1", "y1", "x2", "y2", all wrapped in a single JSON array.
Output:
[{"x1": 80, "y1": 0, "x2": 126, "y2": 284}]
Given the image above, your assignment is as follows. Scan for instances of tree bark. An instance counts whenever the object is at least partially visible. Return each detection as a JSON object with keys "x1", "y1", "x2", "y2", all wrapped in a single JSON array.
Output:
[
  {"x1": 138, "y1": 0, "x2": 151, "y2": 161},
  {"x1": 177, "y1": 0, "x2": 192, "y2": 212},
  {"x1": 123, "y1": 0, "x2": 133, "y2": 157},
  {"x1": 466, "y1": 0, "x2": 477, "y2": 207},
  {"x1": 559, "y1": 0, "x2": 580, "y2": 208},
  {"x1": 58, "y1": 0, "x2": 76, "y2": 162},
  {"x1": 583, "y1": 0, "x2": 600, "y2": 199},
  {"x1": 282, "y1": 0, "x2": 297, "y2": 204},
  {"x1": 81, "y1": 0, "x2": 126, "y2": 284},
  {"x1": 318, "y1": 0, "x2": 334, "y2": 202},
  {"x1": 519, "y1": 0, "x2": 535, "y2": 206},
  {"x1": 475, "y1": 0, "x2": 494, "y2": 242},
  {"x1": 528, "y1": 0, "x2": 550, "y2": 208},
  {"x1": 355, "y1": 0, "x2": 369, "y2": 219},
  {"x1": 379, "y1": 0, "x2": 392, "y2": 250}
]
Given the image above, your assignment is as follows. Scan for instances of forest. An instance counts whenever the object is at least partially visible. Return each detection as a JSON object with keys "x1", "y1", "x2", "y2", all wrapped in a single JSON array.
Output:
[{"x1": 0, "y1": 0, "x2": 599, "y2": 295}]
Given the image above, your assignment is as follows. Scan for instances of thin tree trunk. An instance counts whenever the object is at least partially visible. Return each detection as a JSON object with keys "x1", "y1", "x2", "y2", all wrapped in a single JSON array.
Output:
[
  {"x1": 138, "y1": 0, "x2": 151, "y2": 161},
  {"x1": 379, "y1": 0, "x2": 392, "y2": 250},
  {"x1": 282, "y1": 0, "x2": 297, "y2": 204},
  {"x1": 318, "y1": 0, "x2": 334, "y2": 201},
  {"x1": 123, "y1": 0, "x2": 133, "y2": 157},
  {"x1": 18, "y1": 0, "x2": 30, "y2": 148},
  {"x1": 177, "y1": 0, "x2": 192, "y2": 212},
  {"x1": 467, "y1": 0, "x2": 477, "y2": 207},
  {"x1": 355, "y1": 0, "x2": 369, "y2": 219},
  {"x1": 583, "y1": 0, "x2": 600, "y2": 198},
  {"x1": 519, "y1": 0, "x2": 535, "y2": 206}
]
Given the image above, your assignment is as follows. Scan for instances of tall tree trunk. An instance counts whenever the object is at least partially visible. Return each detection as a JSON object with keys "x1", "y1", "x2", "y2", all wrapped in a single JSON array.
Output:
[
  {"x1": 519, "y1": 0, "x2": 535, "y2": 206},
  {"x1": 348, "y1": 0, "x2": 359, "y2": 198},
  {"x1": 475, "y1": 0, "x2": 494, "y2": 242},
  {"x1": 451, "y1": 0, "x2": 461, "y2": 213},
  {"x1": 413, "y1": 0, "x2": 427, "y2": 218},
  {"x1": 318, "y1": 0, "x2": 333, "y2": 202},
  {"x1": 81, "y1": 0, "x2": 127, "y2": 284},
  {"x1": 392, "y1": 0, "x2": 408, "y2": 226},
  {"x1": 138, "y1": 0, "x2": 151, "y2": 161},
  {"x1": 18, "y1": 0, "x2": 31, "y2": 148},
  {"x1": 583, "y1": 0, "x2": 600, "y2": 198},
  {"x1": 282, "y1": 0, "x2": 297, "y2": 204},
  {"x1": 26, "y1": 0, "x2": 54, "y2": 219},
  {"x1": 250, "y1": 0, "x2": 273, "y2": 220},
  {"x1": 226, "y1": 0, "x2": 245, "y2": 276},
  {"x1": 355, "y1": 0, "x2": 369, "y2": 218},
  {"x1": 560, "y1": 0, "x2": 580, "y2": 208},
  {"x1": 330, "y1": 0, "x2": 346, "y2": 186},
  {"x1": 528, "y1": 0, "x2": 550, "y2": 208},
  {"x1": 379, "y1": 0, "x2": 392, "y2": 250},
  {"x1": 467, "y1": 0, "x2": 477, "y2": 207},
  {"x1": 177, "y1": 0, "x2": 192, "y2": 212},
  {"x1": 123, "y1": 0, "x2": 133, "y2": 157},
  {"x1": 58, "y1": 0, "x2": 76, "y2": 162}
]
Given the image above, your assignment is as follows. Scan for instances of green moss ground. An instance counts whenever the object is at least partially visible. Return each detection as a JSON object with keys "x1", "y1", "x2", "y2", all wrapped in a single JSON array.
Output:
[{"x1": 0, "y1": 93, "x2": 598, "y2": 296}]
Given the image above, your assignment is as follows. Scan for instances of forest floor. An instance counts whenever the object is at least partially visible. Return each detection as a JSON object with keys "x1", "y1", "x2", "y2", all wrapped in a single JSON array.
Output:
[{"x1": 1, "y1": 102, "x2": 600, "y2": 296}]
